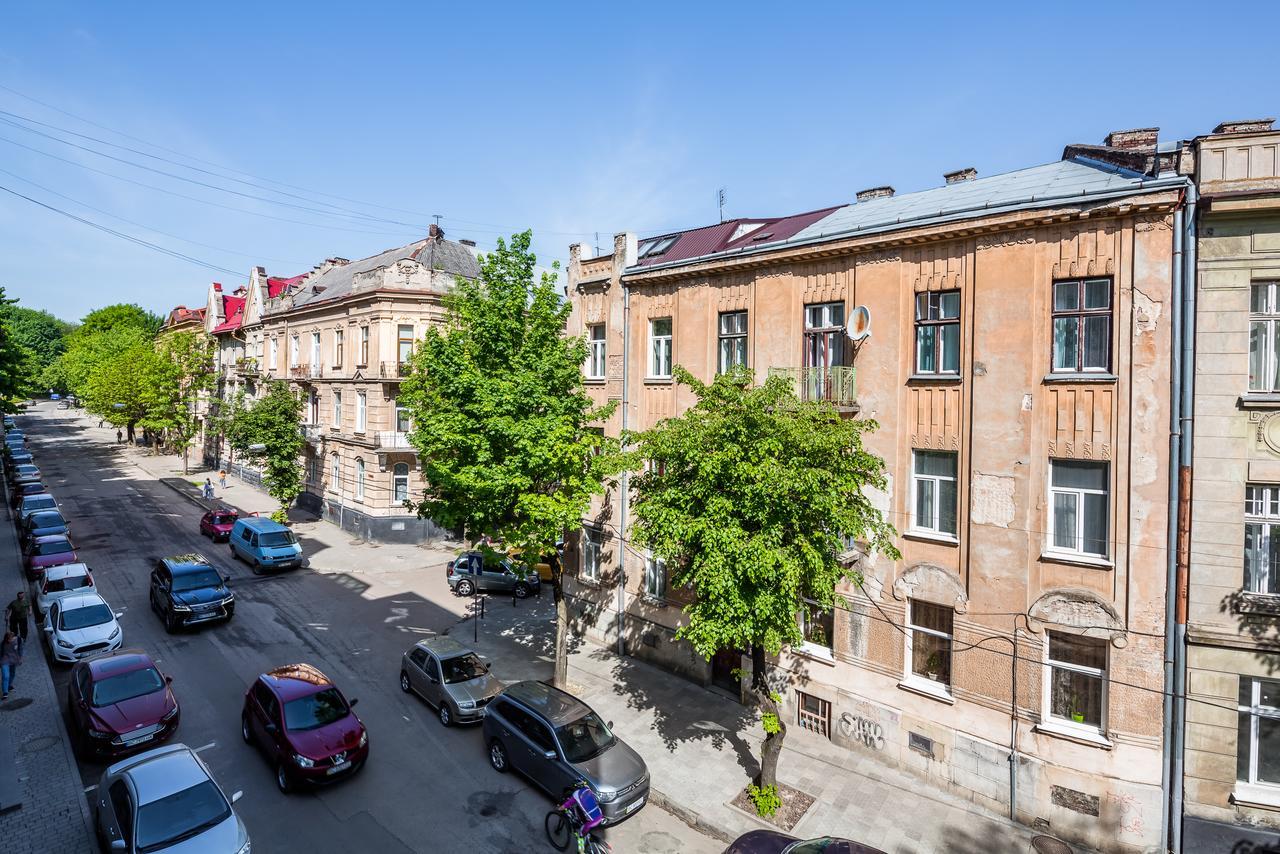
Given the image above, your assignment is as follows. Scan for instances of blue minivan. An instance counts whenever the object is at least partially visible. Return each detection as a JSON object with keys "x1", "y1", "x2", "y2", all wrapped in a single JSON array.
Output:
[{"x1": 228, "y1": 517, "x2": 304, "y2": 574}]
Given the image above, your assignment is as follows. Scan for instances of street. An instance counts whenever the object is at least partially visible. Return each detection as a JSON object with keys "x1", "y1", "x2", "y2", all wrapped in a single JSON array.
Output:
[{"x1": 16, "y1": 403, "x2": 719, "y2": 854}]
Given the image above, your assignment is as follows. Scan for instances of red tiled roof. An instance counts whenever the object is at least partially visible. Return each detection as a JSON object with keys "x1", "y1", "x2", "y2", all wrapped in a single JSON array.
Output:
[
  {"x1": 164, "y1": 306, "x2": 206, "y2": 328},
  {"x1": 211, "y1": 294, "x2": 245, "y2": 335},
  {"x1": 267, "y1": 274, "x2": 306, "y2": 298},
  {"x1": 631, "y1": 206, "x2": 841, "y2": 269}
]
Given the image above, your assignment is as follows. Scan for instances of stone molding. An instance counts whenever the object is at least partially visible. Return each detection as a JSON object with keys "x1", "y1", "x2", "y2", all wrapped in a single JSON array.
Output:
[
  {"x1": 1028, "y1": 588, "x2": 1127, "y2": 648},
  {"x1": 891, "y1": 563, "x2": 968, "y2": 614}
]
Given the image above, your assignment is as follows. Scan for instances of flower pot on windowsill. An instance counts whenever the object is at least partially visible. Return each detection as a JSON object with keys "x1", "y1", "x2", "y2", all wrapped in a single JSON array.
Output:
[{"x1": 1071, "y1": 713, "x2": 1086, "y2": 723}]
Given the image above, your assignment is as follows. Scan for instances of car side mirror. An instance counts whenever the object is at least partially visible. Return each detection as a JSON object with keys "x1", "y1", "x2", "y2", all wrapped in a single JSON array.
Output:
[
  {"x1": 43, "y1": 626, "x2": 52, "y2": 634},
  {"x1": 222, "y1": 575, "x2": 231, "y2": 584},
  {"x1": 231, "y1": 790, "x2": 243, "y2": 804},
  {"x1": 165, "y1": 675, "x2": 173, "y2": 684},
  {"x1": 607, "y1": 720, "x2": 614, "y2": 729},
  {"x1": 264, "y1": 723, "x2": 278, "y2": 734},
  {"x1": 111, "y1": 840, "x2": 127, "y2": 851},
  {"x1": 543, "y1": 749, "x2": 557, "y2": 761},
  {"x1": 349, "y1": 698, "x2": 359, "y2": 708}
]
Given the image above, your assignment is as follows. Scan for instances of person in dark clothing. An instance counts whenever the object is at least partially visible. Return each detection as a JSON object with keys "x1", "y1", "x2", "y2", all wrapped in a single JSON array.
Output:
[
  {"x1": 5, "y1": 591, "x2": 29, "y2": 649},
  {"x1": 1, "y1": 631, "x2": 20, "y2": 700},
  {"x1": 116, "y1": 429, "x2": 123, "y2": 444}
]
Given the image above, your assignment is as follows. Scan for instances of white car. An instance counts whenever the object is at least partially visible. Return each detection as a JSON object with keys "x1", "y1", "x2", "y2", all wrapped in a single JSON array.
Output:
[
  {"x1": 36, "y1": 562, "x2": 94, "y2": 618},
  {"x1": 43, "y1": 591, "x2": 122, "y2": 664}
]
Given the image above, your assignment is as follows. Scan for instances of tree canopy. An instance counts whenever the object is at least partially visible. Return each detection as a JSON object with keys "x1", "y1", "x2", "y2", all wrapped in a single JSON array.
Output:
[{"x1": 224, "y1": 380, "x2": 304, "y2": 523}]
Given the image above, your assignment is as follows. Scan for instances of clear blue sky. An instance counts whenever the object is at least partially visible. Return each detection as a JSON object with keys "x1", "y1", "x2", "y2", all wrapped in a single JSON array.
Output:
[{"x1": 1, "y1": 1, "x2": 1277, "y2": 322}]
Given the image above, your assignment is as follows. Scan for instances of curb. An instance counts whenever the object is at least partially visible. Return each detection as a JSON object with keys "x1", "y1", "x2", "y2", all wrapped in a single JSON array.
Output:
[{"x1": 648, "y1": 787, "x2": 737, "y2": 845}]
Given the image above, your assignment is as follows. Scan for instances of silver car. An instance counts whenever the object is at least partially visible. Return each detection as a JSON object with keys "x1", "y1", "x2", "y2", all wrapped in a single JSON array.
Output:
[
  {"x1": 95, "y1": 743, "x2": 249, "y2": 853},
  {"x1": 399, "y1": 636, "x2": 503, "y2": 726},
  {"x1": 36, "y1": 561, "x2": 93, "y2": 618}
]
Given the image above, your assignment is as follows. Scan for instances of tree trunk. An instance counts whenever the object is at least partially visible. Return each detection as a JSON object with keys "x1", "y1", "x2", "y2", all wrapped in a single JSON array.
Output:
[
  {"x1": 751, "y1": 644, "x2": 786, "y2": 790},
  {"x1": 551, "y1": 552, "x2": 570, "y2": 689}
]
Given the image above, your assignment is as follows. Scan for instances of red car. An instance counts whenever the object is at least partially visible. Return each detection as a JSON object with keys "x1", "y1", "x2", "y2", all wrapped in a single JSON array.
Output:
[
  {"x1": 25, "y1": 534, "x2": 77, "y2": 580},
  {"x1": 67, "y1": 650, "x2": 180, "y2": 757},
  {"x1": 200, "y1": 508, "x2": 239, "y2": 541},
  {"x1": 241, "y1": 663, "x2": 369, "y2": 793},
  {"x1": 10, "y1": 480, "x2": 45, "y2": 508}
]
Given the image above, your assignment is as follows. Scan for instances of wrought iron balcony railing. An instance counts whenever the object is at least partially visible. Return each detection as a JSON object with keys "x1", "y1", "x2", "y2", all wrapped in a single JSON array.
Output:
[{"x1": 767, "y1": 365, "x2": 857, "y2": 408}]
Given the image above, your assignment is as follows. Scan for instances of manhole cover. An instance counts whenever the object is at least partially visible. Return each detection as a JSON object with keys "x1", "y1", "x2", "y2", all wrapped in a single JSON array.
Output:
[
  {"x1": 1031, "y1": 836, "x2": 1073, "y2": 854},
  {"x1": 19, "y1": 735, "x2": 60, "y2": 754},
  {"x1": 0, "y1": 697, "x2": 33, "y2": 711}
]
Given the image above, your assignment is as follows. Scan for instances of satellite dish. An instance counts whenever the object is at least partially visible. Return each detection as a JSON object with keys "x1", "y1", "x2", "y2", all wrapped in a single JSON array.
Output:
[{"x1": 847, "y1": 305, "x2": 872, "y2": 341}]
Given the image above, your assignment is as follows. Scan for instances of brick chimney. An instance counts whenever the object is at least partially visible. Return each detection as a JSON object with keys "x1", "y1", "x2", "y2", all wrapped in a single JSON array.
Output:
[
  {"x1": 1213, "y1": 118, "x2": 1276, "y2": 135},
  {"x1": 944, "y1": 168, "x2": 977, "y2": 185},
  {"x1": 428, "y1": 224, "x2": 444, "y2": 239},
  {"x1": 1103, "y1": 128, "x2": 1159, "y2": 151},
  {"x1": 856, "y1": 186, "x2": 894, "y2": 202}
]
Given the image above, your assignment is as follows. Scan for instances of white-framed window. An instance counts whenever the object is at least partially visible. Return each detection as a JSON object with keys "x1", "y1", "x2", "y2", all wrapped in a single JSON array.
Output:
[
  {"x1": 1045, "y1": 631, "x2": 1107, "y2": 732},
  {"x1": 330, "y1": 453, "x2": 340, "y2": 491},
  {"x1": 398, "y1": 324, "x2": 414, "y2": 364},
  {"x1": 332, "y1": 391, "x2": 342, "y2": 427},
  {"x1": 334, "y1": 329, "x2": 344, "y2": 367},
  {"x1": 1048, "y1": 460, "x2": 1109, "y2": 558},
  {"x1": 393, "y1": 463, "x2": 409, "y2": 503},
  {"x1": 906, "y1": 599, "x2": 953, "y2": 692},
  {"x1": 718, "y1": 311, "x2": 748, "y2": 374},
  {"x1": 354, "y1": 457, "x2": 366, "y2": 501},
  {"x1": 800, "y1": 598, "x2": 834, "y2": 652},
  {"x1": 586, "y1": 324, "x2": 606, "y2": 380},
  {"x1": 306, "y1": 455, "x2": 319, "y2": 487},
  {"x1": 1246, "y1": 485, "x2": 1280, "y2": 595},
  {"x1": 649, "y1": 317, "x2": 672, "y2": 378},
  {"x1": 395, "y1": 402, "x2": 411, "y2": 433},
  {"x1": 359, "y1": 325, "x2": 370, "y2": 366},
  {"x1": 310, "y1": 332, "x2": 321, "y2": 369},
  {"x1": 911, "y1": 450, "x2": 957, "y2": 538},
  {"x1": 1052, "y1": 278, "x2": 1111, "y2": 373},
  {"x1": 642, "y1": 552, "x2": 666, "y2": 600},
  {"x1": 1251, "y1": 282, "x2": 1280, "y2": 392},
  {"x1": 915, "y1": 290, "x2": 961, "y2": 375},
  {"x1": 1239, "y1": 677, "x2": 1280, "y2": 793},
  {"x1": 581, "y1": 527, "x2": 601, "y2": 581},
  {"x1": 269, "y1": 337, "x2": 278, "y2": 370},
  {"x1": 290, "y1": 334, "x2": 299, "y2": 367},
  {"x1": 355, "y1": 391, "x2": 367, "y2": 433}
]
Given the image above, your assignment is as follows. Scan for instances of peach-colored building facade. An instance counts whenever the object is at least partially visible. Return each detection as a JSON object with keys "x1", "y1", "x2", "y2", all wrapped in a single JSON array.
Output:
[{"x1": 566, "y1": 141, "x2": 1188, "y2": 852}]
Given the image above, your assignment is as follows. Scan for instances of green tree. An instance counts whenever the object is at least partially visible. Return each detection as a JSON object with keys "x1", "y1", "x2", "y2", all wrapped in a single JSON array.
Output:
[
  {"x1": 60, "y1": 303, "x2": 161, "y2": 401},
  {"x1": 627, "y1": 366, "x2": 897, "y2": 804},
  {"x1": 400, "y1": 230, "x2": 617, "y2": 688},
  {"x1": 0, "y1": 288, "x2": 36, "y2": 409},
  {"x1": 139, "y1": 330, "x2": 215, "y2": 470},
  {"x1": 77, "y1": 326, "x2": 155, "y2": 440},
  {"x1": 6, "y1": 305, "x2": 74, "y2": 383},
  {"x1": 225, "y1": 380, "x2": 304, "y2": 523}
]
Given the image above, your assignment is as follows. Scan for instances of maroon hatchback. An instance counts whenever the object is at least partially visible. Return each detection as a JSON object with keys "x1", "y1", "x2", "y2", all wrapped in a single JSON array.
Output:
[
  {"x1": 67, "y1": 650, "x2": 180, "y2": 757},
  {"x1": 200, "y1": 508, "x2": 238, "y2": 541},
  {"x1": 25, "y1": 534, "x2": 77, "y2": 580},
  {"x1": 241, "y1": 663, "x2": 369, "y2": 793}
]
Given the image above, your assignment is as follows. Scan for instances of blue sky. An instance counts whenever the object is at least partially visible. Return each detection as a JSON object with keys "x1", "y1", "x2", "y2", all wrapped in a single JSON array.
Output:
[{"x1": 1, "y1": 1, "x2": 1277, "y2": 322}]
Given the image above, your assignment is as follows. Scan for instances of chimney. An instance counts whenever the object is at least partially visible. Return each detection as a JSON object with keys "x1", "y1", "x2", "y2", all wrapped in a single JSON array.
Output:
[
  {"x1": 1103, "y1": 128, "x2": 1159, "y2": 151},
  {"x1": 1214, "y1": 118, "x2": 1276, "y2": 135},
  {"x1": 428, "y1": 224, "x2": 443, "y2": 239},
  {"x1": 212, "y1": 283, "x2": 222, "y2": 292},
  {"x1": 328, "y1": 257, "x2": 350, "y2": 267},
  {"x1": 856, "y1": 186, "x2": 895, "y2": 202},
  {"x1": 944, "y1": 167, "x2": 977, "y2": 185},
  {"x1": 459, "y1": 239, "x2": 476, "y2": 247}
]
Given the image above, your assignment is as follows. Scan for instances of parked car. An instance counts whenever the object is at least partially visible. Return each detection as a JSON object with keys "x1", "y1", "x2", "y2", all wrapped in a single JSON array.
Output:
[
  {"x1": 7, "y1": 448, "x2": 33, "y2": 467},
  {"x1": 507, "y1": 546, "x2": 555, "y2": 582},
  {"x1": 199, "y1": 508, "x2": 238, "y2": 541},
  {"x1": 43, "y1": 591, "x2": 123, "y2": 664},
  {"x1": 8, "y1": 461, "x2": 39, "y2": 484},
  {"x1": 240, "y1": 663, "x2": 368, "y2": 793},
  {"x1": 228, "y1": 516, "x2": 304, "y2": 573},
  {"x1": 723, "y1": 833, "x2": 887, "y2": 854},
  {"x1": 446, "y1": 550, "x2": 540, "y2": 598},
  {"x1": 483, "y1": 680, "x2": 649, "y2": 826},
  {"x1": 69, "y1": 650, "x2": 180, "y2": 758},
  {"x1": 149, "y1": 555, "x2": 234, "y2": 633},
  {"x1": 57, "y1": 399, "x2": 71, "y2": 409},
  {"x1": 25, "y1": 533, "x2": 77, "y2": 580},
  {"x1": 4, "y1": 430, "x2": 26, "y2": 446},
  {"x1": 11, "y1": 480, "x2": 47, "y2": 507},
  {"x1": 3, "y1": 415, "x2": 15, "y2": 430},
  {"x1": 399, "y1": 636, "x2": 503, "y2": 727},
  {"x1": 17, "y1": 492, "x2": 57, "y2": 522},
  {"x1": 21, "y1": 509, "x2": 69, "y2": 546},
  {"x1": 93, "y1": 743, "x2": 249, "y2": 853},
  {"x1": 36, "y1": 561, "x2": 93, "y2": 617}
]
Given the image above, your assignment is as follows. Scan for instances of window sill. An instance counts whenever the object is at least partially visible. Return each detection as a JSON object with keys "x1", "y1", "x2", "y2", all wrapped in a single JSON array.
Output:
[
  {"x1": 1232, "y1": 783, "x2": 1280, "y2": 810},
  {"x1": 1039, "y1": 550, "x2": 1114, "y2": 570},
  {"x1": 584, "y1": 377, "x2": 607, "y2": 385},
  {"x1": 639, "y1": 593, "x2": 669, "y2": 608},
  {"x1": 577, "y1": 576, "x2": 601, "y2": 588},
  {"x1": 1034, "y1": 721, "x2": 1113, "y2": 749},
  {"x1": 795, "y1": 642, "x2": 836, "y2": 665},
  {"x1": 644, "y1": 376, "x2": 673, "y2": 385},
  {"x1": 1232, "y1": 591, "x2": 1280, "y2": 616},
  {"x1": 907, "y1": 374, "x2": 962, "y2": 384},
  {"x1": 897, "y1": 678, "x2": 955, "y2": 705},
  {"x1": 904, "y1": 530, "x2": 960, "y2": 547},
  {"x1": 1240, "y1": 393, "x2": 1280, "y2": 410},
  {"x1": 1042, "y1": 372, "x2": 1118, "y2": 384}
]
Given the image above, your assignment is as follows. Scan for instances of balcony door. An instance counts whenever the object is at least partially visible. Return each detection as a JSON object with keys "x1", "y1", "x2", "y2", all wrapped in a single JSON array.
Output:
[{"x1": 803, "y1": 303, "x2": 845, "y2": 400}]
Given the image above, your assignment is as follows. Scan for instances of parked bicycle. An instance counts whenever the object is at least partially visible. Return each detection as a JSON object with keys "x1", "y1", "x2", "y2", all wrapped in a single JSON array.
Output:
[{"x1": 545, "y1": 780, "x2": 611, "y2": 853}]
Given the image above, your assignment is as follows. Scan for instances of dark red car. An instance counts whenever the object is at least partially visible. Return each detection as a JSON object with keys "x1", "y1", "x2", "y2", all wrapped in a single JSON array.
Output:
[
  {"x1": 10, "y1": 480, "x2": 45, "y2": 508},
  {"x1": 25, "y1": 534, "x2": 77, "y2": 580},
  {"x1": 67, "y1": 650, "x2": 180, "y2": 757},
  {"x1": 241, "y1": 663, "x2": 368, "y2": 793},
  {"x1": 724, "y1": 834, "x2": 887, "y2": 854},
  {"x1": 200, "y1": 508, "x2": 239, "y2": 541}
]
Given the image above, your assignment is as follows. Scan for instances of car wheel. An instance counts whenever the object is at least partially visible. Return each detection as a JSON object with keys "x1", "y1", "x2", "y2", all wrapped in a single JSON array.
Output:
[
  {"x1": 456, "y1": 580, "x2": 474, "y2": 597},
  {"x1": 514, "y1": 582, "x2": 530, "y2": 599},
  {"x1": 163, "y1": 610, "x2": 177, "y2": 635},
  {"x1": 241, "y1": 714, "x2": 253, "y2": 744},
  {"x1": 399, "y1": 671, "x2": 412, "y2": 694},
  {"x1": 488, "y1": 739, "x2": 508, "y2": 773},
  {"x1": 229, "y1": 544, "x2": 239, "y2": 561},
  {"x1": 275, "y1": 760, "x2": 294, "y2": 794},
  {"x1": 250, "y1": 558, "x2": 262, "y2": 576},
  {"x1": 438, "y1": 704, "x2": 452, "y2": 727}
]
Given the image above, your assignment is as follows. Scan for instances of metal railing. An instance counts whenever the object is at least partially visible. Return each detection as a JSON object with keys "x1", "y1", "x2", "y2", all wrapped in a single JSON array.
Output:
[
  {"x1": 768, "y1": 365, "x2": 857, "y2": 407},
  {"x1": 290, "y1": 364, "x2": 323, "y2": 380},
  {"x1": 234, "y1": 357, "x2": 259, "y2": 377},
  {"x1": 374, "y1": 430, "x2": 413, "y2": 450},
  {"x1": 379, "y1": 361, "x2": 409, "y2": 379}
]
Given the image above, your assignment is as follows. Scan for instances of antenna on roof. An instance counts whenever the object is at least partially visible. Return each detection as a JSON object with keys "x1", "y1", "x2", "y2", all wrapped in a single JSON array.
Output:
[
  {"x1": 433, "y1": 214, "x2": 442, "y2": 227},
  {"x1": 718, "y1": 188, "x2": 726, "y2": 223}
]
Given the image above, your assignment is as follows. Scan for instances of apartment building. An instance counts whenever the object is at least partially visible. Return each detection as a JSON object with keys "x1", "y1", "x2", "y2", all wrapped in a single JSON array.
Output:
[
  {"x1": 1183, "y1": 119, "x2": 1280, "y2": 850},
  {"x1": 566, "y1": 133, "x2": 1189, "y2": 852}
]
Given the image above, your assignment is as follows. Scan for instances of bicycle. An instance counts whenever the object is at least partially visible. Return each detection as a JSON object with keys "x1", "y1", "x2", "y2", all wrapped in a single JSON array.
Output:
[{"x1": 545, "y1": 781, "x2": 611, "y2": 853}]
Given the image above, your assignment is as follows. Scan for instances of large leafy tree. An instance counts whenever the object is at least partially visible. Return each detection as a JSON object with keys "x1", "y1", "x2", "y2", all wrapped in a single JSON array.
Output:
[
  {"x1": 224, "y1": 380, "x2": 304, "y2": 523},
  {"x1": 400, "y1": 230, "x2": 617, "y2": 687},
  {"x1": 6, "y1": 305, "x2": 74, "y2": 386},
  {"x1": 0, "y1": 288, "x2": 37, "y2": 408},
  {"x1": 140, "y1": 330, "x2": 215, "y2": 470},
  {"x1": 77, "y1": 326, "x2": 155, "y2": 440},
  {"x1": 628, "y1": 366, "x2": 897, "y2": 806}
]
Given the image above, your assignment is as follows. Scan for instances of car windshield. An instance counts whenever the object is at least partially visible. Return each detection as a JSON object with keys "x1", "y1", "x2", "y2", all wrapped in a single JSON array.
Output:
[
  {"x1": 44, "y1": 574, "x2": 89, "y2": 593},
  {"x1": 29, "y1": 512, "x2": 65, "y2": 528},
  {"x1": 172, "y1": 569, "x2": 223, "y2": 592},
  {"x1": 24, "y1": 497, "x2": 55, "y2": 511},
  {"x1": 555, "y1": 712, "x2": 616, "y2": 763},
  {"x1": 91, "y1": 667, "x2": 164, "y2": 707},
  {"x1": 16, "y1": 465, "x2": 37, "y2": 475},
  {"x1": 36, "y1": 540, "x2": 73, "y2": 556},
  {"x1": 442, "y1": 653, "x2": 488, "y2": 684},
  {"x1": 212, "y1": 515, "x2": 235, "y2": 525},
  {"x1": 59, "y1": 603, "x2": 111, "y2": 630},
  {"x1": 783, "y1": 839, "x2": 840, "y2": 854},
  {"x1": 259, "y1": 530, "x2": 297, "y2": 547},
  {"x1": 283, "y1": 687, "x2": 348, "y2": 731},
  {"x1": 135, "y1": 779, "x2": 230, "y2": 853}
]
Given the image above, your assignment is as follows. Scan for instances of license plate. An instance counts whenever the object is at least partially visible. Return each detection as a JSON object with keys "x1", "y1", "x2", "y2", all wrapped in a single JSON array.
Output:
[
  {"x1": 190, "y1": 611, "x2": 219, "y2": 622},
  {"x1": 124, "y1": 734, "x2": 154, "y2": 747},
  {"x1": 327, "y1": 761, "x2": 351, "y2": 775},
  {"x1": 624, "y1": 795, "x2": 645, "y2": 815}
]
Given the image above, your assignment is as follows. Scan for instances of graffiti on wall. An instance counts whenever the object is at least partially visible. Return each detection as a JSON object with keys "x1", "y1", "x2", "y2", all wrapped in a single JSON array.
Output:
[{"x1": 839, "y1": 711, "x2": 885, "y2": 751}]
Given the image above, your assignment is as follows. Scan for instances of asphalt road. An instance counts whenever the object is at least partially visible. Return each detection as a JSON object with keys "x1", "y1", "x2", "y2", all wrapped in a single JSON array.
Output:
[{"x1": 16, "y1": 404, "x2": 717, "y2": 854}]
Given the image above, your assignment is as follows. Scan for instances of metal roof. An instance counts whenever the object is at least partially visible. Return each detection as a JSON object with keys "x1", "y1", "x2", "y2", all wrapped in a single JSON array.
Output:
[{"x1": 289, "y1": 236, "x2": 481, "y2": 310}]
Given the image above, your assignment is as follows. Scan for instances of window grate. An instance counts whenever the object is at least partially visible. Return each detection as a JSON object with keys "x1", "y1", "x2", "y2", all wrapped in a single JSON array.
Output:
[{"x1": 796, "y1": 691, "x2": 831, "y2": 738}]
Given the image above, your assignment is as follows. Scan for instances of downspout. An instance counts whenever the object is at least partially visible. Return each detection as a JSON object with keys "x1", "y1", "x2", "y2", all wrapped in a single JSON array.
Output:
[{"x1": 617, "y1": 276, "x2": 631, "y2": 657}]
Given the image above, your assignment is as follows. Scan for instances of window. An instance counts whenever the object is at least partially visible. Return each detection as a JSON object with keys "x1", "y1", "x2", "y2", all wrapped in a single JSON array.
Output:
[
  {"x1": 796, "y1": 691, "x2": 831, "y2": 739},
  {"x1": 393, "y1": 463, "x2": 409, "y2": 503},
  {"x1": 638, "y1": 234, "x2": 678, "y2": 258},
  {"x1": 1251, "y1": 282, "x2": 1280, "y2": 392},
  {"x1": 308, "y1": 390, "x2": 318, "y2": 425},
  {"x1": 332, "y1": 391, "x2": 342, "y2": 426},
  {"x1": 581, "y1": 527, "x2": 601, "y2": 581},
  {"x1": 915, "y1": 290, "x2": 960, "y2": 375},
  {"x1": 306, "y1": 455, "x2": 319, "y2": 486},
  {"x1": 334, "y1": 329, "x2": 343, "y2": 367},
  {"x1": 398, "y1": 324, "x2": 414, "y2": 364},
  {"x1": 586, "y1": 324, "x2": 606, "y2": 380},
  {"x1": 911, "y1": 451, "x2": 957, "y2": 538},
  {"x1": 395, "y1": 402, "x2": 411, "y2": 433},
  {"x1": 269, "y1": 337, "x2": 278, "y2": 370},
  {"x1": 649, "y1": 318, "x2": 672, "y2": 378},
  {"x1": 1239, "y1": 677, "x2": 1280, "y2": 790},
  {"x1": 310, "y1": 332, "x2": 321, "y2": 369},
  {"x1": 1046, "y1": 631, "x2": 1107, "y2": 731},
  {"x1": 800, "y1": 599, "x2": 834, "y2": 651},
  {"x1": 355, "y1": 458, "x2": 365, "y2": 500},
  {"x1": 359, "y1": 326, "x2": 369, "y2": 366},
  {"x1": 1052, "y1": 278, "x2": 1111, "y2": 372},
  {"x1": 718, "y1": 311, "x2": 748, "y2": 374},
  {"x1": 330, "y1": 453, "x2": 340, "y2": 490},
  {"x1": 108, "y1": 780, "x2": 135, "y2": 846},
  {"x1": 290, "y1": 334, "x2": 299, "y2": 367},
  {"x1": 907, "y1": 600, "x2": 953, "y2": 691},
  {"x1": 803, "y1": 302, "x2": 845, "y2": 368},
  {"x1": 1245, "y1": 485, "x2": 1280, "y2": 594},
  {"x1": 1049, "y1": 460, "x2": 1109, "y2": 558},
  {"x1": 642, "y1": 552, "x2": 666, "y2": 600},
  {"x1": 355, "y1": 391, "x2": 367, "y2": 433}
]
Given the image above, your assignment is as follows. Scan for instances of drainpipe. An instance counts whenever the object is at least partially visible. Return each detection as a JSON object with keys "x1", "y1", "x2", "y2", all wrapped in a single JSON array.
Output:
[{"x1": 616, "y1": 267, "x2": 632, "y2": 657}]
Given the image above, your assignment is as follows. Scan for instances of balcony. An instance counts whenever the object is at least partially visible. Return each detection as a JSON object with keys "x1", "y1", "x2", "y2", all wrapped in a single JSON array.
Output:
[
  {"x1": 234, "y1": 357, "x2": 259, "y2": 377},
  {"x1": 290, "y1": 364, "x2": 323, "y2": 381},
  {"x1": 374, "y1": 430, "x2": 414, "y2": 451},
  {"x1": 768, "y1": 366, "x2": 858, "y2": 409},
  {"x1": 301, "y1": 424, "x2": 325, "y2": 447},
  {"x1": 379, "y1": 361, "x2": 410, "y2": 380}
]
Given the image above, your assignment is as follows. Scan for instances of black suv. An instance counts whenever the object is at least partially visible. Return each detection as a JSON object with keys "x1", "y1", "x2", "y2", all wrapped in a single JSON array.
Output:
[{"x1": 149, "y1": 554, "x2": 235, "y2": 633}]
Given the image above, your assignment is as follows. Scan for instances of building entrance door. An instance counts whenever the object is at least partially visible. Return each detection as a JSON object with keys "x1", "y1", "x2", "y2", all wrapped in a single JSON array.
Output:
[{"x1": 711, "y1": 647, "x2": 743, "y2": 698}]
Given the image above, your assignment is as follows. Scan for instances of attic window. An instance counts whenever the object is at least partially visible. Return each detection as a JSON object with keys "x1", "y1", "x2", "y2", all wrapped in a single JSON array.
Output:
[
  {"x1": 751, "y1": 231, "x2": 774, "y2": 242},
  {"x1": 638, "y1": 235, "x2": 678, "y2": 259}
]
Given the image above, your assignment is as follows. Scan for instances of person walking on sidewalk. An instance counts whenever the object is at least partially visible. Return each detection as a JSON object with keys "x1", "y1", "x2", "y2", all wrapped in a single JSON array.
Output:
[
  {"x1": 202, "y1": 478, "x2": 215, "y2": 500},
  {"x1": 5, "y1": 590, "x2": 30, "y2": 648},
  {"x1": 219, "y1": 469, "x2": 228, "y2": 489},
  {"x1": 1, "y1": 630, "x2": 21, "y2": 700},
  {"x1": 116, "y1": 429, "x2": 123, "y2": 444}
]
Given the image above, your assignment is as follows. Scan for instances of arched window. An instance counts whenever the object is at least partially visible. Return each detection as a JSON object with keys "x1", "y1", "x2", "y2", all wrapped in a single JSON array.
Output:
[
  {"x1": 355, "y1": 457, "x2": 366, "y2": 500},
  {"x1": 393, "y1": 463, "x2": 409, "y2": 503},
  {"x1": 330, "y1": 453, "x2": 340, "y2": 491}
]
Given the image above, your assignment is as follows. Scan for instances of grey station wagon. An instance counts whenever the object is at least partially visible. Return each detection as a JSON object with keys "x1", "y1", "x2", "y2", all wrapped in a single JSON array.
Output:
[
  {"x1": 483, "y1": 680, "x2": 649, "y2": 826},
  {"x1": 446, "y1": 550, "x2": 540, "y2": 599},
  {"x1": 399, "y1": 636, "x2": 504, "y2": 726}
]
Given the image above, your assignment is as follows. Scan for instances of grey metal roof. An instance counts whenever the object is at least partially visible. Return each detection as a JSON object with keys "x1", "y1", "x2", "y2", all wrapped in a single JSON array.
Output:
[{"x1": 290, "y1": 237, "x2": 482, "y2": 309}]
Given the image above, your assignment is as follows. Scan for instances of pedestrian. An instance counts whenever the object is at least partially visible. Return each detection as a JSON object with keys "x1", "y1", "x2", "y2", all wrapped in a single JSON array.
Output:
[
  {"x1": 116, "y1": 429, "x2": 123, "y2": 444},
  {"x1": 1, "y1": 630, "x2": 21, "y2": 700},
  {"x1": 5, "y1": 590, "x2": 29, "y2": 649},
  {"x1": 219, "y1": 469, "x2": 227, "y2": 489},
  {"x1": 202, "y1": 478, "x2": 215, "y2": 500}
]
